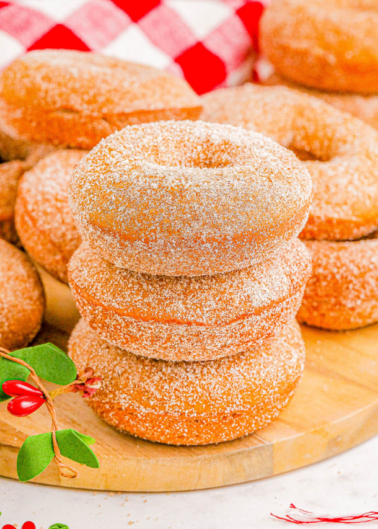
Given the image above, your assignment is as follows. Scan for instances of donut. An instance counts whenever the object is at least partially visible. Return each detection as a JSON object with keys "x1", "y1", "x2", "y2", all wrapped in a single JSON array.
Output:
[
  {"x1": 0, "y1": 239, "x2": 44, "y2": 350},
  {"x1": 15, "y1": 150, "x2": 85, "y2": 284},
  {"x1": 68, "y1": 318, "x2": 305, "y2": 445},
  {"x1": 0, "y1": 136, "x2": 55, "y2": 245},
  {"x1": 68, "y1": 238, "x2": 311, "y2": 361},
  {"x1": 202, "y1": 84, "x2": 378, "y2": 241},
  {"x1": 69, "y1": 120, "x2": 312, "y2": 276},
  {"x1": 260, "y1": 0, "x2": 378, "y2": 94},
  {"x1": 298, "y1": 233, "x2": 378, "y2": 330},
  {"x1": 0, "y1": 50, "x2": 202, "y2": 149},
  {"x1": 0, "y1": 160, "x2": 29, "y2": 245},
  {"x1": 264, "y1": 73, "x2": 378, "y2": 131}
]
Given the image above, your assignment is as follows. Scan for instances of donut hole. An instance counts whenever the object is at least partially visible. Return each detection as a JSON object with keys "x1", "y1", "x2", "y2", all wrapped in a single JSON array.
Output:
[
  {"x1": 287, "y1": 138, "x2": 333, "y2": 163},
  {"x1": 148, "y1": 139, "x2": 248, "y2": 169},
  {"x1": 289, "y1": 146, "x2": 323, "y2": 162}
]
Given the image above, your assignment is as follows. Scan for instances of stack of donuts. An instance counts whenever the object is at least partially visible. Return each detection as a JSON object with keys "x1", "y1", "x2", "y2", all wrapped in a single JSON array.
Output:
[
  {"x1": 0, "y1": 49, "x2": 313, "y2": 446},
  {"x1": 67, "y1": 119, "x2": 312, "y2": 445},
  {"x1": 259, "y1": 0, "x2": 378, "y2": 331},
  {"x1": 202, "y1": 69, "x2": 378, "y2": 331}
]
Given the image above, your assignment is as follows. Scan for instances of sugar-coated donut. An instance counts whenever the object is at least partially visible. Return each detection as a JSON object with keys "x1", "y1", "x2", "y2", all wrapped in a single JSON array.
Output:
[
  {"x1": 69, "y1": 319, "x2": 305, "y2": 445},
  {"x1": 68, "y1": 238, "x2": 311, "y2": 361},
  {"x1": 0, "y1": 50, "x2": 202, "y2": 149},
  {"x1": 298, "y1": 233, "x2": 378, "y2": 330},
  {"x1": 260, "y1": 0, "x2": 378, "y2": 94},
  {"x1": 0, "y1": 136, "x2": 55, "y2": 245},
  {"x1": 0, "y1": 160, "x2": 29, "y2": 245},
  {"x1": 202, "y1": 84, "x2": 378, "y2": 241},
  {"x1": 264, "y1": 73, "x2": 378, "y2": 131},
  {"x1": 69, "y1": 120, "x2": 312, "y2": 276},
  {"x1": 0, "y1": 239, "x2": 44, "y2": 350},
  {"x1": 15, "y1": 150, "x2": 85, "y2": 284}
]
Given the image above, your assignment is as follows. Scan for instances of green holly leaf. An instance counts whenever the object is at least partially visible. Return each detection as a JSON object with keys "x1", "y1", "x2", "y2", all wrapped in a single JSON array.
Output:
[
  {"x1": 0, "y1": 343, "x2": 77, "y2": 401},
  {"x1": 17, "y1": 432, "x2": 55, "y2": 482},
  {"x1": 56, "y1": 429, "x2": 99, "y2": 468},
  {"x1": 12, "y1": 343, "x2": 77, "y2": 384},
  {"x1": 49, "y1": 524, "x2": 69, "y2": 529},
  {"x1": 17, "y1": 429, "x2": 99, "y2": 482}
]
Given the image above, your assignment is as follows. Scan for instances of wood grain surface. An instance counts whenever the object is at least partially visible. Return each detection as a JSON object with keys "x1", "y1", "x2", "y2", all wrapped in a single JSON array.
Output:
[{"x1": 1, "y1": 275, "x2": 378, "y2": 491}]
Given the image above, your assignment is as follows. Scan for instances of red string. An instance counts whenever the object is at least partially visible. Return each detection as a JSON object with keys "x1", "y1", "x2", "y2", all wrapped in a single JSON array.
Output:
[{"x1": 271, "y1": 504, "x2": 378, "y2": 524}]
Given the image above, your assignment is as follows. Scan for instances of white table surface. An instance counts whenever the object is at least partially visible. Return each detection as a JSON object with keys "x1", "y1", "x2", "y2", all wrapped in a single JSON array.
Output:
[{"x1": 1, "y1": 434, "x2": 377, "y2": 529}]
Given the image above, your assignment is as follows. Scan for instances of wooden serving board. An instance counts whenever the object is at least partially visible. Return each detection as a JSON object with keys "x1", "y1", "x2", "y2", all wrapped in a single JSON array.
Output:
[{"x1": 1, "y1": 273, "x2": 378, "y2": 491}]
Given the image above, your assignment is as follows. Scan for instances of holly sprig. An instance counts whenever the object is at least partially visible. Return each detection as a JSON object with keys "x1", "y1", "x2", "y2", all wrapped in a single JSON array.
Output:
[{"x1": 0, "y1": 345, "x2": 101, "y2": 482}]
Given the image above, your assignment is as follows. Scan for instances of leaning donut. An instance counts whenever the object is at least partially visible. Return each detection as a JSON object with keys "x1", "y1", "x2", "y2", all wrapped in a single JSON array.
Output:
[
  {"x1": 0, "y1": 50, "x2": 202, "y2": 149},
  {"x1": 15, "y1": 150, "x2": 85, "y2": 283},
  {"x1": 0, "y1": 239, "x2": 44, "y2": 350},
  {"x1": 260, "y1": 0, "x2": 378, "y2": 93},
  {"x1": 202, "y1": 84, "x2": 378, "y2": 241},
  {"x1": 68, "y1": 238, "x2": 311, "y2": 361},
  {"x1": 69, "y1": 120, "x2": 312, "y2": 276},
  {"x1": 264, "y1": 73, "x2": 378, "y2": 131},
  {"x1": 69, "y1": 319, "x2": 305, "y2": 445},
  {"x1": 298, "y1": 233, "x2": 378, "y2": 330}
]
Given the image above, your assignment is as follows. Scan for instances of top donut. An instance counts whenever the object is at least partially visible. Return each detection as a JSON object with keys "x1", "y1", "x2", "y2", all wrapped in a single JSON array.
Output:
[
  {"x1": 0, "y1": 50, "x2": 202, "y2": 149},
  {"x1": 260, "y1": 0, "x2": 378, "y2": 94},
  {"x1": 69, "y1": 120, "x2": 312, "y2": 276}
]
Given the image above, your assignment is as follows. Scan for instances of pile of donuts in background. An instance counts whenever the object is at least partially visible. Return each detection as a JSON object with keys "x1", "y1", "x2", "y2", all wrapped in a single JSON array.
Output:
[{"x1": 1, "y1": 0, "x2": 378, "y2": 446}]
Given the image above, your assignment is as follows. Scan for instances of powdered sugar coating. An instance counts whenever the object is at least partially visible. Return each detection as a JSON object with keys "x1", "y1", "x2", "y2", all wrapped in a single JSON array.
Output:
[
  {"x1": 15, "y1": 150, "x2": 86, "y2": 283},
  {"x1": 260, "y1": 0, "x2": 378, "y2": 94},
  {"x1": 69, "y1": 120, "x2": 312, "y2": 276},
  {"x1": 69, "y1": 319, "x2": 305, "y2": 445},
  {"x1": 202, "y1": 84, "x2": 378, "y2": 241},
  {"x1": 0, "y1": 239, "x2": 44, "y2": 350},
  {"x1": 0, "y1": 50, "x2": 202, "y2": 149},
  {"x1": 68, "y1": 239, "x2": 311, "y2": 360},
  {"x1": 298, "y1": 232, "x2": 378, "y2": 329}
]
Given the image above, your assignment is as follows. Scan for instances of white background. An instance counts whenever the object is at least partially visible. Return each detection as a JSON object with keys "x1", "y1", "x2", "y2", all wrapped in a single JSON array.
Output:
[{"x1": 1, "y1": 435, "x2": 377, "y2": 528}]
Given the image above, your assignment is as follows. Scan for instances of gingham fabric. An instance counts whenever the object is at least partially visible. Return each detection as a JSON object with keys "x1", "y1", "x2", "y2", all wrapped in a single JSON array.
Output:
[{"x1": 0, "y1": 0, "x2": 265, "y2": 94}]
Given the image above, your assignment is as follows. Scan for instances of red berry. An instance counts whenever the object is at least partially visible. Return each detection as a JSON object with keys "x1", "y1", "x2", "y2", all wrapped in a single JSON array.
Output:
[
  {"x1": 7, "y1": 395, "x2": 45, "y2": 417},
  {"x1": 22, "y1": 522, "x2": 36, "y2": 529},
  {"x1": 3, "y1": 525, "x2": 16, "y2": 529},
  {"x1": 2, "y1": 380, "x2": 44, "y2": 398}
]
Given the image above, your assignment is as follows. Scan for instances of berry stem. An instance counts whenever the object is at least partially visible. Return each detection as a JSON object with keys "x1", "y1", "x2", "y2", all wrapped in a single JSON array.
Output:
[
  {"x1": 0, "y1": 346, "x2": 78, "y2": 479},
  {"x1": 48, "y1": 368, "x2": 95, "y2": 400}
]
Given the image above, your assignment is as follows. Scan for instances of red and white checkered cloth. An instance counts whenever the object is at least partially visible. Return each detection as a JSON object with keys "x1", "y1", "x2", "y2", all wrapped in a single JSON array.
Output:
[{"x1": 0, "y1": 0, "x2": 266, "y2": 94}]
